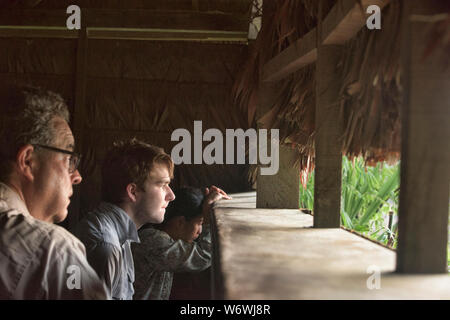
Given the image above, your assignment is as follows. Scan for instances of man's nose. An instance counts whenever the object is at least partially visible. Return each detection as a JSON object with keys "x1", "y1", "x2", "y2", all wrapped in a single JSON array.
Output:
[
  {"x1": 71, "y1": 169, "x2": 82, "y2": 185},
  {"x1": 166, "y1": 186, "x2": 175, "y2": 201}
]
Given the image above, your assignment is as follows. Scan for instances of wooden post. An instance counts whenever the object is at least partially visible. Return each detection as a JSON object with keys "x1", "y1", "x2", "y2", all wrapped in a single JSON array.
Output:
[
  {"x1": 256, "y1": 144, "x2": 300, "y2": 209},
  {"x1": 66, "y1": 24, "x2": 88, "y2": 228},
  {"x1": 256, "y1": 82, "x2": 300, "y2": 209},
  {"x1": 255, "y1": 0, "x2": 299, "y2": 209},
  {"x1": 396, "y1": 0, "x2": 450, "y2": 273},
  {"x1": 313, "y1": 44, "x2": 344, "y2": 228}
]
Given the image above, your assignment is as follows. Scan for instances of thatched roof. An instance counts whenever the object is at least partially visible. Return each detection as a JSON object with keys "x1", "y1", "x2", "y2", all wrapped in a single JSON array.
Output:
[
  {"x1": 232, "y1": 0, "x2": 335, "y2": 127},
  {"x1": 339, "y1": 0, "x2": 402, "y2": 166},
  {"x1": 234, "y1": 0, "x2": 448, "y2": 179}
]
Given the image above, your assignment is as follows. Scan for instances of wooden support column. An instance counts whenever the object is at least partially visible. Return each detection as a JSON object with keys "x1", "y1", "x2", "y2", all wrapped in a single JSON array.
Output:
[
  {"x1": 65, "y1": 24, "x2": 88, "y2": 228},
  {"x1": 256, "y1": 0, "x2": 299, "y2": 209},
  {"x1": 73, "y1": 26, "x2": 88, "y2": 163},
  {"x1": 256, "y1": 82, "x2": 300, "y2": 209},
  {"x1": 313, "y1": 44, "x2": 344, "y2": 228},
  {"x1": 396, "y1": 0, "x2": 450, "y2": 273}
]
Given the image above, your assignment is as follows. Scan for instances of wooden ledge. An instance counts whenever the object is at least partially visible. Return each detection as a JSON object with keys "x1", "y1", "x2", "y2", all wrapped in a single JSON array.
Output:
[{"x1": 211, "y1": 192, "x2": 450, "y2": 299}]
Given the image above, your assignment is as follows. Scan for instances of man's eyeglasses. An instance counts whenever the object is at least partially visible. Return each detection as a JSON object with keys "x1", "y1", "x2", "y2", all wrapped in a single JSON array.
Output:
[{"x1": 33, "y1": 144, "x2": 82, "y2": 174}]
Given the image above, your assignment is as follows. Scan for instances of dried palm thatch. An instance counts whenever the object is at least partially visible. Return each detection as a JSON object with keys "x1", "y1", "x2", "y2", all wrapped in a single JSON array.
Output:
[
  {"x1": 232, "y1": 0, "x2": 335, "y2": 127},
  {"x1": 339, "y1": 0, "x2": 403, "y2": 166},
  {"x1": 238, "y1": 0, "x2": 449, "y2": 186},
  {"x1": 331, "y1": 0, "x2": 448, "y2": 167},
  {"x1": 258, "y1": 64, "x2": 316, "y2": 187},
  {"x1": 233, "y1": 0, "x2": 333, "y2": 186}
]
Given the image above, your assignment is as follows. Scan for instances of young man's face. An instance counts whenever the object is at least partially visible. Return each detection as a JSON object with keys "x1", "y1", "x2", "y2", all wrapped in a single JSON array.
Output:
[
  {"x1": 31, "y1": 117, "x2": 82, "y2": 223},
  {"x1": 179, "y1": 215, "x2": 204, "y2": 243},
  {"x1": 135, "y1": 162, "x2": 175, "y2": 224}
]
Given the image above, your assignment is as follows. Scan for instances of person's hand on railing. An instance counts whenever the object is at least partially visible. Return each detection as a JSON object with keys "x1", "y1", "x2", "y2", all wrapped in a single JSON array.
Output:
[{"x1": 202, "y1": 186, "x2": 232, "y2": 224}]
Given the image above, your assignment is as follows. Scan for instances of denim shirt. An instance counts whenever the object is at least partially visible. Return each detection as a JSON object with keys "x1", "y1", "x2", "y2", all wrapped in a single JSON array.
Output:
[{"x1": 73, "y1": 202, "x2": 140, "y2": 300}]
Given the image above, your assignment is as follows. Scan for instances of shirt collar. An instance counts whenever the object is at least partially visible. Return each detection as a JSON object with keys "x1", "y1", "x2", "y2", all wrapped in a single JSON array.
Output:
[
  {"x1": 0, "y1": 182, "x2": 31, "y2": 217},
  {"x1": 96, "y1": 202, "x2": 140, "y2": 244}
]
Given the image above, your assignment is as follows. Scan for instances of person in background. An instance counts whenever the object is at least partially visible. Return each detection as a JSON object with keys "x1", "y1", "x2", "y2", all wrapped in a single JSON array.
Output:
[
  {"x1": 0, "y1": 83, "x2": 108, "y2": 299},
  {"x1": 132, "y1": 185, "x2": 231, "y2": 300},
  {"x1": 73, "y1": 139, "x2": 175, "y2": 300}
]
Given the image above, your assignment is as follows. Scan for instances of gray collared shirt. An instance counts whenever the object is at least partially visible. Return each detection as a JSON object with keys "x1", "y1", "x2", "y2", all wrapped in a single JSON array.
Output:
[
  {"x1": 131, "y1": 225, "x2": 211, "y2": 300},
  {"x1": 0, "y1": 182, "x2": 109, "y2": 300},
  {"x1": 73, "y1": 202, "x2": 140, "y2": 300}
]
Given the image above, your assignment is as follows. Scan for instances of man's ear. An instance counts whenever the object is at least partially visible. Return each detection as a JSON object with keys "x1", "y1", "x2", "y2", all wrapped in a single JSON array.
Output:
[
  {"x1": 16, "y1": 144, "x2": 36, "y2": 182},
  {"x1": 126, "y1": 183, "x2": 138, "y2": 202}
]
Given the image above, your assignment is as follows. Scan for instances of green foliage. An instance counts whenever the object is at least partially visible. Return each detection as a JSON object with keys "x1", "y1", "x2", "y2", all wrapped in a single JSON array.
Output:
[
  {"x1": 300, "y1": 156, "x2": 450, "y2": 271},
  {"x1": 299, "y1": 171, "x2": 314, "y2": 210},
  {"x1": 299, "y1": 156, "x2": 400, "y2": 247},
  {"x1": 341, "y1": 157, "x2": 400, "y2": 246}
]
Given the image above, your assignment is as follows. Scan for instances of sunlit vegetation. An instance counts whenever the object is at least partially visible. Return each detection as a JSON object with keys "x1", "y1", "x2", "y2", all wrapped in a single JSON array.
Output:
[
  {"x1": 300, "y1": 156, "x2": 450, "y2": 271},
  {"x1": 300, "y1": 156, "x2": 400, "y2": 247}
]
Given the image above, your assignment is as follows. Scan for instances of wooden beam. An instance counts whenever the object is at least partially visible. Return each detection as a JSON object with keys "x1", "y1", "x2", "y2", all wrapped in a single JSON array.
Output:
[
  {"x1": 396, "y1": 0, "x2": 450, "y2": 274},
  {"x1": 261, "y1": 0, "x2": 391, "y2": 82},
  {"x1": 322, "y1": 0, "x2": 390, "y2": 45},
  {"x1": 66, "y1": 25, "x2": 88, "y2": 228},
  {"x1": 86, "y1": 28, "x2": 248, "y2": 42},
  {"x1": 0, "y1": 9, "x2": 249, "y2": 32},
  {"x1": 0, "y1": 25, "x2": 247, "y2": 42},
  {"x1": 0, "y1": 8, "x2": 66, "y2": 26},
  {"x1": 313, "y1": 44, "x2": 344, "y2": 228},
  {"x1": 0, "y1": 26, "x2": 78, "y2": 38},
  {"x1": 261, "y1": 29, "x2": 316, "y2": 82}
]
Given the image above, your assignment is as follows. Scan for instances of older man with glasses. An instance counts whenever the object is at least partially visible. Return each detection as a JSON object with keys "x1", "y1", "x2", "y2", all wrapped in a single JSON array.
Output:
[
  {"x1": 0, "y1": 83, "x2": 108, "y2": 299},
  {"x1": 32, "y1": 144, "x2": 82, "y2": 173}
]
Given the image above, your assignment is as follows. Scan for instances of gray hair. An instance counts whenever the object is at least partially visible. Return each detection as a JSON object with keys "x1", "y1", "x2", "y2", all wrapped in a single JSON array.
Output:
[{"x1": 0, "y1": 83, "x2": 70, "y2": 180}]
